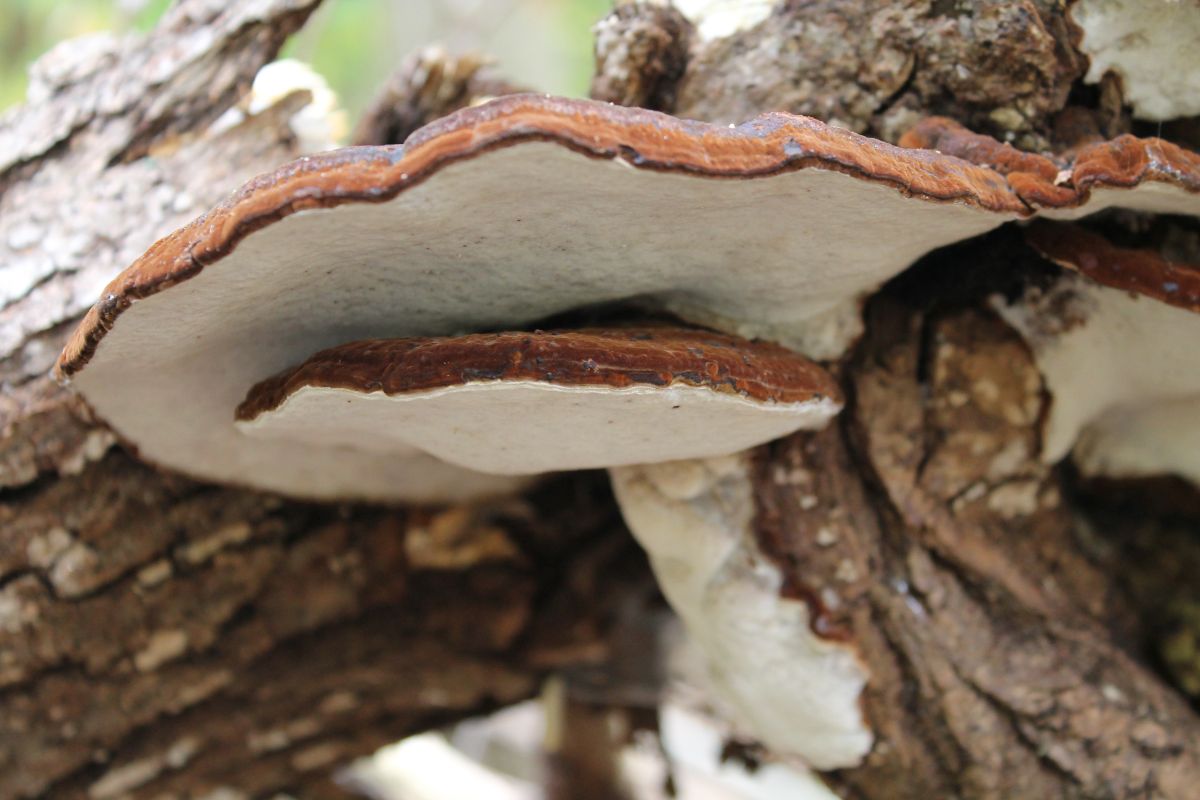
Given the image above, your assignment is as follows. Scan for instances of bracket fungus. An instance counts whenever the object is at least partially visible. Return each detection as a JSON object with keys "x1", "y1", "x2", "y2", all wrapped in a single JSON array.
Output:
[
  {"x1": 900, "y1": 117, "x2": 1200, "y2": 219},
  {"x1": 1068, "y1": 0, "x2": 1200, "y2": 122},
  {"x1": 996, "y1": 220, "x2": 1200, "y2": 486},
  {"x1": 54, "y1": 94, "x2": 1200, "y2": 768},
  {"x1": 235, "y1": 328, "x2": 842, "y2": 475},
  {"x1": 55, "y1": 94, "x2": 1046, "y2": 503}
]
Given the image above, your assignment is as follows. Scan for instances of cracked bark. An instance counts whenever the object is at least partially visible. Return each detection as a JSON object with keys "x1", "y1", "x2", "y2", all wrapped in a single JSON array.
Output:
[
  {"x1": 352, "y1": 47, "x2": 527, "y2": 147},
  {"x1": 749, "y1": 294, "x2": 1200, "y2": 798},
  {"x1": 4, "y1": 1, "x2": 1200, "y2": 799},
  {"x1": 593, "y1": 1, "x2": 1108, "y2": 149}
]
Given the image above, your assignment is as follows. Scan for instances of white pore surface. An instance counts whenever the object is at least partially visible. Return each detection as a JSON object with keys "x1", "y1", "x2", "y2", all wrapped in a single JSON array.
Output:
[
  {"x1": 1070, "y1": 0, "x2": 1200, "y2": 121},
  {"x1": 609, "y1": 456, "x2": 873, "y2": 770},
  {"x1": 993, "y1": 271, "x2": 1200, "y2": 482},
  {"x1": 238, "y1": 382, "x2": 841, "y2": 475},
  {"x1": 1074, "y1": 396, "x2": 1200, "y2": 484},
  {"x1": 1044, "y1": 181, "x2": 1200, "y2": 221},
  {"x1": 76, "y1": 142, "x2": 1013, "y2": 501}
]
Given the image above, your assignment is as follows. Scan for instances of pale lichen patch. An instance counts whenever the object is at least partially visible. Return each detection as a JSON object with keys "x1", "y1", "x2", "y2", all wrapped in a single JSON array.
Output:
[
  {"x1": 88, "y1": 739, "x2": 198, "y2": 800},
  {"x1": 173, "y1": 669, "x2": 233, "y2": 708},
  {"x1": 317, "y1": 689, "x2": 359, "y2": 715},
  {"x1": 48, "y1": 541, "x2": 101, "y2": 598},
  {"x1": 290, "y1": 741, "x2": 344, "y2": 772},
  {"x1": 248, "y1": 718, "x2": 321, "y2": 754},
  {"x1": 89, "y1": 755, "x2": 162, "y2": 799},
  {"x1": 136, "y1": 558, "x2": 173, "y2": 587},
  {"x1": 134, "y1": 629, "x2": 189, "y2": 672},
  {"x1": 25, "y1": 526, "x2": 74, "y2": 569},
  {"x1": 405, "y1": 507, "x2": 521, "y2": 570},
  {"x1": 175, "y1": 522, "x2": 252, "y2": 565},
  {"x1": 0, "y1": 581, "x2": 40, "y2": 633},
  {"x1": 986, "y1": 480, "x2": 1041, "y2": 519}
]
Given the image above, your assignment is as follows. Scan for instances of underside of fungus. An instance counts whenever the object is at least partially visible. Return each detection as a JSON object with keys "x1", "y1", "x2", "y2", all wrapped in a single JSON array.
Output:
[
  {"x1": 1068, "y1": 0, "x2": 1200, "y2": 122},
  {"x1": 995, "y1": 221, "x2": 1200, "y2": 485}
]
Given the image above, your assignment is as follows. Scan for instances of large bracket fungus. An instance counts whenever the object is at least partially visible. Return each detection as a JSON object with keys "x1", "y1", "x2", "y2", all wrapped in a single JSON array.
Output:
[
  {"x1": 56, "y1": 94, "x2": 1200, "y2": 769},
  {"x1": 55, "y1": 94, "x2": 1043, "y2": 503}
]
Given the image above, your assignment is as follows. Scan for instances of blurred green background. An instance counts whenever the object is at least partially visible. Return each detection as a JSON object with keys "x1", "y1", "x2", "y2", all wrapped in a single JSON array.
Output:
[{"x1": 0, "y1": 0, "x2": 613, "y2": 117}]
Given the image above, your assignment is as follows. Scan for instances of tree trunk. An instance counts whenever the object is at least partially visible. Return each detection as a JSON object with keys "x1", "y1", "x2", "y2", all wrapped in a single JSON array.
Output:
[{"x1": 3, "y1": 1, "x2": 1198, "y2": 798}]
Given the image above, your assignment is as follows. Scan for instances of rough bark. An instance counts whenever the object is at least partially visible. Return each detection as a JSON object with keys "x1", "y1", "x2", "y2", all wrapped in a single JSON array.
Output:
[
  {"x1": 4, "y1": 1, "x2": 1200, "y2": 799},
  {"x1": 591, "y1": 2, "x2": 691, "y2": 112},
  {"x1": 352, "y1": 47, "x2": 526, "y2": 147},
  {"x1": 0, "y1": 448, "x2": 638, "y2": 799},
  {"x1": 747, "y1": 291, "x2": 1200, "y2": 798},
  {"x1": 592, "y1": 1, "x2": 1118, "y2": 149}
]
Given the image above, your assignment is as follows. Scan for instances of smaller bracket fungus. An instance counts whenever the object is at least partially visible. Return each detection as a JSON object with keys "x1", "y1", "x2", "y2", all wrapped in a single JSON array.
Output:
[
  {"x1": 235, "y1": 327, "x2": 843, "y2": 475},
  {"x1": 1069, "y1": 0, "x2": 1200, "y2": 122},
  {"x1": 903, "y1": 117, "x2": 1200, "y2": 487},
  {"x1": 995, "y1": 220, "x2": 1200, "y2": 485}
]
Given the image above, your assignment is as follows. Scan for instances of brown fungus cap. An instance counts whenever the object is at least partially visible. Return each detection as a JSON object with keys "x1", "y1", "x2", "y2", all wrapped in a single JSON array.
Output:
[
  {"x1": 235, "y1": 327, "x2": 843, "y2": 475},
  {"x1": 54, "y1": 95, "x2": 1199, "y2": 502},
  {"x1": 901, "y1": 117, "x2": 1200, "y2": 215},
  {"x1": 1024, "y1": 220, "x2": 1200, "y2": 312},
  {"x1": 57, "y1": 94, "x2": 1031, "y2": 381}
]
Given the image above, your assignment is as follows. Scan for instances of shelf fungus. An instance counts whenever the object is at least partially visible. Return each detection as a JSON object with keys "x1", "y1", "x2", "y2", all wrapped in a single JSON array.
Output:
[
  {"x1": 55, "y1": 94, "x2": 1200, "y2": 766},
  {"x1": 234, "y1": 328, "x2": 843, "y2": 474},
  {"x1": 55, "y1": 93, "x2": 1046, "y2": 502},
  {"x1": 57, "y1": 96, "x2": 1200, "y2": 503},
  {"x1": 996, "y1": 220, "x2": 1200, "y2": 486},
  {"x1": 901, "y1": 117, "x2": 1200, "y2": 486},
  {"x1": 1068, "y1": 0, "x2": 1200, "y2": 122}
]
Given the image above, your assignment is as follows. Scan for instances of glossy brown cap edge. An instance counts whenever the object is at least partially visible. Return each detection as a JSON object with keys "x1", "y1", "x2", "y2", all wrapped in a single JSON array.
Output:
[
  {"x1": 1024, "y1": 220, "x2": 1200, "y2": 312},
  {"x1": 901, "y1": 117, "x2": 1200, "y2": 210},
  {"x1": 235, "y1": 327, "x2": 844, "y2": 422}
]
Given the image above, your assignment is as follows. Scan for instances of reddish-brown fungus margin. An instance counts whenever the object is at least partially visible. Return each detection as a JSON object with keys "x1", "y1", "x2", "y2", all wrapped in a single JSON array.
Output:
[
  {"x1": 1024, "y1": 220, "x2": 1200, "y2": 312},
  {"x1": 236, "y1": 327, "x2": 841, "y2": 423},
  {"x1": 901, "y1": 116, "x2": 1200, "y2": 211}
]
